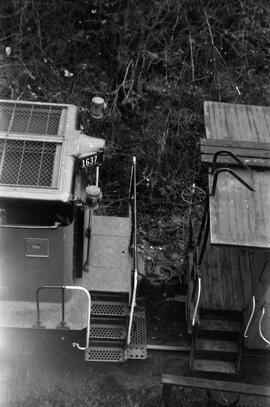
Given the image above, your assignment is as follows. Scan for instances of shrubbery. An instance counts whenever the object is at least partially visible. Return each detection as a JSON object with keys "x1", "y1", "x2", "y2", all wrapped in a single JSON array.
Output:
[{"x1": 1, "y1": 0, "x2": 269, "y2": 236}]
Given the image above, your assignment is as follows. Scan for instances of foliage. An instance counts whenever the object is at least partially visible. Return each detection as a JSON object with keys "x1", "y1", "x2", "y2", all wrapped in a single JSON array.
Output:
[{"x1": 0, "y1": 0, "x2": 269, "y2": 241}]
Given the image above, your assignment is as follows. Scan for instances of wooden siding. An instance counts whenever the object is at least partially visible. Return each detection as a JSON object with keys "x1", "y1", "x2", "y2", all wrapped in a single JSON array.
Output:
[
  {"x1": 200, "y1": 242, "x2": 245, "y2": 311},
  {"x1": 204, "y1": 101, "x2": 270, "y2": 143},
  {"x1": 208, "y1": 169, "x2": 270, "y2": 248}
]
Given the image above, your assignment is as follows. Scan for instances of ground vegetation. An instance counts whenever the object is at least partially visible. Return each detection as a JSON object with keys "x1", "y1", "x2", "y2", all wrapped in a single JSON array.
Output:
[{"x1": 1, "y1": 0, "x2": 270, "y2": 264}]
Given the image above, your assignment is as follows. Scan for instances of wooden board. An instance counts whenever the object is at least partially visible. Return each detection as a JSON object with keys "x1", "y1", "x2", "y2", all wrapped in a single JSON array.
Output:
[
  {"x1": 209, "y1": 168, "x2": 270, "y2": 248},
  {"x1": 204, "y1": 101, "x2": 270, "y2": 143},
  {"x1": 200, "y1": 243, "x2": 245, "y2": 311},
  {"x1": 161, "y1": 374, "x2": 270, "y2": 397},
  {"x1": 201, "y1": 139, "x2": 270, "y2": 168}
]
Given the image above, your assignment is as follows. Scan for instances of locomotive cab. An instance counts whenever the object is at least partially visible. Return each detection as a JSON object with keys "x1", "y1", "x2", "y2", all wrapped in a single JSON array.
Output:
[
  {"x1": 0, "y1": 99, "x2": 146, "y2": 362},
  {"x1": 0, "y1": 100, "x2": 104, "y2": 325}
]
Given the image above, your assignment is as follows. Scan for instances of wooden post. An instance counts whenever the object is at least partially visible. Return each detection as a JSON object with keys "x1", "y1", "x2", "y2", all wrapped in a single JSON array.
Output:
[{"x1": 160, "y1": 384, "x2": 172, "y2": 407}]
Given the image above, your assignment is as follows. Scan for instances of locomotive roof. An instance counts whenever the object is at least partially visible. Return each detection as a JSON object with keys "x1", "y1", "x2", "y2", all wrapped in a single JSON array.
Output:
[
  {"x1": 0, "y1": 99, "x2": 101, "y2": 202},
  {"x1": 204, "y1": 101, "x2": 270, "y2": 249}
]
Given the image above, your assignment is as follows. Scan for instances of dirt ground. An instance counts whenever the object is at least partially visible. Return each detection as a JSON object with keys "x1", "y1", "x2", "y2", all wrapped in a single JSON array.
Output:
[{"x1": 0, "y1": 329, "x2": 270, "y2": 407}]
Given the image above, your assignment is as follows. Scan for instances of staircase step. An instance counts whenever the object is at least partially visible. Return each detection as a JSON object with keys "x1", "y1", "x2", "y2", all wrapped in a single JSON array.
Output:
[
  {"x1": 200, "y1": 309, "x2": 242, "y2": 321},
  {"x1": 196, "y1": 338, "x2": 239, "y2": 353},
  {"x1": 84, "y1": 307, "x2": 147, "y2": 363},
  {"x1": 85, "y1": 344, "x2": 125, "y2": 362},
  {"x1": 91, "y1": 301, "x2": 129, "y2": 317},
  {"x1": 193, "y1": 359, "x2": 236, "y2": 375},
  {"x1": 199, "y1": 319, "x2": 241, "y2": 333},
  {"x1": 89, "y1": 323, "x2": 126, "y2": 340},
  {"x1": 90, "y1": 291, "x2": 129, "y2": 303}
]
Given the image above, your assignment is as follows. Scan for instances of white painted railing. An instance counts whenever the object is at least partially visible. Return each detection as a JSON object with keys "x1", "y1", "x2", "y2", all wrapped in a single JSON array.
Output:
[
  {"x1": 259, "y1": 303, "x2": 270, "y2": 346},
  {"x1": 244, "y1": 295, "x2": 256, "y2": 338},
  {"x1": 192, "y1": 277, "x2": 201, "y2": 327},
  {"x1": 127, "y1": 156, "x2": 138, "y2": 345}
]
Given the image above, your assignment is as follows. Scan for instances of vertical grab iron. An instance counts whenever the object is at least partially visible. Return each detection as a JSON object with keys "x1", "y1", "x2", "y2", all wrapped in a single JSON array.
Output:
[{"x1": 127, "y1": 156, "x2": 138, "y2": 345}]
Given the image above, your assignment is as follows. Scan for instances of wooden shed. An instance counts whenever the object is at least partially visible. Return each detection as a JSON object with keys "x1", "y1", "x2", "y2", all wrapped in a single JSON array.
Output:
[{"x1": 188, "y1": 101, "x2": 270, "y2": 377}]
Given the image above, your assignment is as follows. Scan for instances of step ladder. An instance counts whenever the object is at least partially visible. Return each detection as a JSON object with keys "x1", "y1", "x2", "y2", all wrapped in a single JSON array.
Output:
[
  {"x1": 190, "y1": 310, "x2": 242, "y2": 378},
  {"x1": 85, "y1": 291, "x2": 147, "y2": 362}
]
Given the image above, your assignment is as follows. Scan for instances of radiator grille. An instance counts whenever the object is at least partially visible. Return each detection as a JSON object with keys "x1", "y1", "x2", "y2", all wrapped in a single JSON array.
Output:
[
  {"x1": 0, "y1": 139, "x2": 59, "y2": 187},
  {"x1": 0, "y1": 103, "x2": 65, "y2": 136}
]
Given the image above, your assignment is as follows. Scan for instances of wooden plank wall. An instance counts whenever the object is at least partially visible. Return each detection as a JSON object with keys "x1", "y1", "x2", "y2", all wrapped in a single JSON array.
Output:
[{"x1": 204, "y1": 102, "x2": 270, "y2": 143}]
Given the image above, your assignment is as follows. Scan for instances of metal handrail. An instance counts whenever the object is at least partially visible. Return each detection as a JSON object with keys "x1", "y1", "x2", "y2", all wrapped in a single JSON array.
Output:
[
  {"x1": 244, "y1": 295, "x2": 256, "y2": 338},
  {"x1": 210, "y1": 167, "x2": 255, "y2": 196},
  {"x1": 192, "y1": 276, "x2": 201, "y2": 327},
  {"x1": 259, "y1": 304, "x2": 270, "y2": 346},
  {"x1": 35, "y1": 285, "x2": 91, "y2": 351},
  {"x1": 210, "y1": 150, "x2": 250, "y2": 174},
  {"x1": 127, "y1": 156, "x2": 138, "y2": 345},
  {"x1": 0, "y1": 221, "x2": 61, "y2": 229},
  {"x1": 198, "y1": 214, "x2": 210, "y2": 265},
  {"x1": 197, "y1": 203, "x2": 209, "y2": 246}
]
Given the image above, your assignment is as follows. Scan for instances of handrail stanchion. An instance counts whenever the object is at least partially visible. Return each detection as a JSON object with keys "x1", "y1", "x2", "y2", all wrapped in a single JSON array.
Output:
[
  {"x1": 192, "y1": 275, "x2": 201, "y2": 327},
  {"x1": 35, "y1": 285, "x2": 91, "y2": 350},
  {"x1": 259, "y1": 303, "x2": 270, "y2": 346},
  {"x1": 127, "y1": 156, "x2": 138, "y2": 345},
  {"x1": 244, "y1": 295, "x2": 256, "y2": 338}
]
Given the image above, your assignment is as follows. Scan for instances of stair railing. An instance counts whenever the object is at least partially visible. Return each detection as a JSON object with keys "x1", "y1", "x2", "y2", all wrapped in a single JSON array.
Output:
[
  {"x1": 35, "y1": 285, "x2": 91, "y2": 350},
  {"x1": 244, "y1": 295, "x2": 256, "y2": 338},
  {"x1": 259, "y1": 303, "x2": 270, "y2": 346},
  {"x1": 181, "y1": 183, "x2": 205, "y2": 329},
  {"x1": 127, "y1": 156, "x2": 138, "y2": 345},
  {"x1": 244, "y1": 253, "x2": 258, "y2": 339},
  {"x1": 192, "y1": 272, "x2": 201, "y2": 327},
  {"x1": 209, "y1": 167, "x2": 255, "y2": 196},
  {"x1": 210, "y1": 150, "x2": 250, "y2": 174}
]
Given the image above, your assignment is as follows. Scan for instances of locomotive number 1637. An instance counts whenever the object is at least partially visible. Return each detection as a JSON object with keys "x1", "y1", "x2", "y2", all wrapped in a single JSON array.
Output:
[{"x1": 79, "y1": 152, "x2": 103, "y2": 168}]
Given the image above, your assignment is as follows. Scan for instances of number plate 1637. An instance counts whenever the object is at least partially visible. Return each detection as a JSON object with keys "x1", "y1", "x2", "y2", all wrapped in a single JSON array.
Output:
[{"x1": 79, "y1": 152, "x2": 103, "y2": 168}]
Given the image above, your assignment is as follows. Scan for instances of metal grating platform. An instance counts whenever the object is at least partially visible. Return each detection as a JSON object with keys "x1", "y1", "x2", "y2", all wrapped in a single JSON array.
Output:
[
  {"x1": 127, "y1": 309, "x2": 147, "y2": 360},
  {"x1": 85, "y1": 346, "x2": 124, "y2": 362},
  {"x1": 91, "y1": 301, "x2": 129, "y2": 317},
  {"x1": 89, "y1": 325, "x2": 126, "y2": 340}
]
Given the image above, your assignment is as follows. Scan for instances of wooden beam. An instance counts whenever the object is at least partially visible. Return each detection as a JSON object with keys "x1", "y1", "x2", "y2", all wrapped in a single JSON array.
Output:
[
  {"x1": 200, "y1": 139, "x2": 270, "y2": 151},
  {"x1": 161, "y1": 374, "x2": 270, "y2": 397}
]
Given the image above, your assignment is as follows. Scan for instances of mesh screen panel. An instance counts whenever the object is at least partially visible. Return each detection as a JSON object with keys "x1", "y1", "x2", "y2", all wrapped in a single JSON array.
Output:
[
  {"x1": 0, "y1": 103, "x2": 65, "y2": 135},
  {"x1": 0, "y1": 139, "x2": 58, "y2": 187}
]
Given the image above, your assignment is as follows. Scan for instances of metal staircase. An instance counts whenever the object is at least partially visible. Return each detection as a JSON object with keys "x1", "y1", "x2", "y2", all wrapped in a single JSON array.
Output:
[
  {"x1": 84, "y1": 157, "x2": 147, "y2": 362},
  {"x1": 190, "y1": 310, "x2": 242, "y2": 378},
  {"x1": 85, "y1": 291, "x2": 147, "y2": 362},
  {"x1": 86, "y1": 291, "x2": 128, "y2": 362}
]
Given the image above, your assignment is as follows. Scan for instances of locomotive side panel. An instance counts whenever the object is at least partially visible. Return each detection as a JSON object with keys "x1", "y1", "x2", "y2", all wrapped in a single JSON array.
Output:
[{"x1": 0, "y1": 222, "x2": 74, "y2": 302}]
